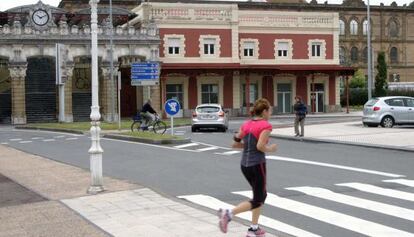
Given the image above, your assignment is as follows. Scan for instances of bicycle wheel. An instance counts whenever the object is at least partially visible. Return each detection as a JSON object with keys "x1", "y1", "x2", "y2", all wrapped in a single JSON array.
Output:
[
  {"x1": 131, "y1": 120, "x2": 142, "y2": 132},
  {"x1": 153, "y1": 121, "x2": 167, "y2": 134}
]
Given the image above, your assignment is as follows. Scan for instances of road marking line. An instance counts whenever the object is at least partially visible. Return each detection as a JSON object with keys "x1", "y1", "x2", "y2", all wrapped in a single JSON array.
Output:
[
  {"x1": 216, "y1": 150, "x2": 241, "y2": 156},
  {"x1": 383, "y1": 179, "x2": 414, "y2": 187},
  {"x1": 266, "y1": 155, "x2": 404, "y2": 178},
  {"x1": 195, "y1": 141, "x2": 231, "y2": 150},
  {"x1": 1, "y1": 142, "x2": 8, "y2": 145},
  {"x1": 234, "y1": 191, "x2": 414, "y2": 237},
  {"x1": 31, "y1": 137, "x2": 44, "y2": 140},
  {"x1": 19, "y1": 141, "x2": 32, "y2": 144},
  {"x1": 287, "y1": 186, "x2": 414, "y2": 222},
  {"x1": 54, "y1": 135, "x2": 65, "y2": 138},
  {"x1": 43, "y1": 139, "x2": 55, "y2": 142},
  {"x1": 178, "y1": 194, "x2": 320, "y2": 237},
  {"x1": 9, "y1": 138, "x2": 22, "y2": 141},
  {"x1": 197, "y1": 147, "x2": 219, "y2": 152},
  {"x1": 65, "y1": 138, "x2": 78, "y2": 141},
  {"x1": 337, "y1": 183, "x2": 414, "y2": 202},
  {"x1": 174, "y1": 143, "x2": 199, "y2": 149}
]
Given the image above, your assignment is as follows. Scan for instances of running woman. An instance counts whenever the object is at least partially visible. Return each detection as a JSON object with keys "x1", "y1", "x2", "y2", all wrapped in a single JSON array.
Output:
[{"x1": 218, "y1": 98, "x2": 277, "y2": 237}]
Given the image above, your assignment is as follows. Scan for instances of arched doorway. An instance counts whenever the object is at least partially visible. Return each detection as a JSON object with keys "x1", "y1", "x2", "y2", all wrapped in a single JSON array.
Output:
[
  {"x1": 0, "y1": 58, "x2": 11, "y2": 124},
  {"x1": 120, "y1": 67, "x2": 138, "y2": 118},
  {"x1": 25, "y1": 57, "x2": 57, "y2": 123}
]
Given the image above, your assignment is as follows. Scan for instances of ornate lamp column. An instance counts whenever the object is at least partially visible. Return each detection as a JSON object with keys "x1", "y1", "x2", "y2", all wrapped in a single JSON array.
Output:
[{"x1": 88, "y1": 0, "x2": 104, "y2": 194}]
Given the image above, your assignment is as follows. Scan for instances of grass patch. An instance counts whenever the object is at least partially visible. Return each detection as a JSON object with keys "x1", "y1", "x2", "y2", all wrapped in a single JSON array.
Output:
[
  {"x1": 122, "y1": 131, "x2": 183, "y2": 140},
  {"x1": 25, "y1": 118, "x2": 192, "y2": 132}
]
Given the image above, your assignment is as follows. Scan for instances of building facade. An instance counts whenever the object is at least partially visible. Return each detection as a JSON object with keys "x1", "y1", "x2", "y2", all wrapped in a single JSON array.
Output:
[
  {"x1": 131, "y1": 1, "x2": 353, "y2": 117},
  {"x1": 0, "y1": 1, "x2": 159, "y2": 124}
]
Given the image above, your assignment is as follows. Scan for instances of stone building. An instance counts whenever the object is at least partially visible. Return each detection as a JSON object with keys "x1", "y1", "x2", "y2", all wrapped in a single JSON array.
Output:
[{"x1": 0, "y1": 1, "x2": 160, "y2": 124}]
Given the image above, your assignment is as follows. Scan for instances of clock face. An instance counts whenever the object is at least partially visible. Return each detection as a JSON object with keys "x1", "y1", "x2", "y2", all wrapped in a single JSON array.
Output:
[{"x1": 32, "y1": 10, "x2": 49, "y2": 26}]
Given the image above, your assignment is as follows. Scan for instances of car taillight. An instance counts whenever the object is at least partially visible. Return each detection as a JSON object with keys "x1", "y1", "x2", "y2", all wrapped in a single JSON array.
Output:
[
  {"x1": 373, "y1": 106, "x2": 381, "y2": 111},
  {"x1": 218, "y1": 111, "x2": 225, "y2": 117},
  {"x1": 192, "y1": 112, "x2": 197, "y2": 118}
]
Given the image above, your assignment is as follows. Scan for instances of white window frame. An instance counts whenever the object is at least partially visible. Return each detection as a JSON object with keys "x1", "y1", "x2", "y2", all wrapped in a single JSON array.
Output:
[
  {"x1": 240, "y1": 38, "x2": 259, "y2": 59},
  {"x1": 163, "y1": 34, "x2": 185, "y2": 58},
  {"x1": 363, "y1": 19, "x2": 368, "y2": 36},
  {"x1": 350, "y1": 19, "x2": 358, "y2": 35},
  {"x1": 274, "y1": 39, "x2": 293, "y2": 60},
  {"x1": 339, "y1": 19, "x2": 345, "y2": 35},
  {"x1": 308, "y1": 40, "x2": 326, "y2": 59},
  {"x1": 199, "y1": 35, "x2": 221, "y2": 58}
]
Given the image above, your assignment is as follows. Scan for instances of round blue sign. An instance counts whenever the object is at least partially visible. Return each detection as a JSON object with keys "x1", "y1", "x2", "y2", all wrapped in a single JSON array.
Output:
[{"x1": 165, "y1": 99, "x2": 181, "y2": 116}]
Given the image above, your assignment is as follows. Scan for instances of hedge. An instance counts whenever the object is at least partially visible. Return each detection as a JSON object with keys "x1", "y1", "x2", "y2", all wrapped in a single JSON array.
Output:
[{"x1": 340, "y1": 88, "x2": 414, "y2": 106}]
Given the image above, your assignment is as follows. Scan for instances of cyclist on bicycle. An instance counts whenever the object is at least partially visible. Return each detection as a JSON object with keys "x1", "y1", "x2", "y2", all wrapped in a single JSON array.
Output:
[{"x1": 141, "y1": 99, "x2": 157, "y2": 130}]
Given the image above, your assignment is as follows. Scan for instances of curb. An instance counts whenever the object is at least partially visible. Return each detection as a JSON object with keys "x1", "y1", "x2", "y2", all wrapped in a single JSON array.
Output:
[
  {"x1": 104, "y1": 133, "x2": 191, "y2": 145},
  {"x1": 271, "y1": 134, "x2": 414, "y2": 153},
  {"x1": 14, "y1": 126, "x2": 85, "y2": 135}
]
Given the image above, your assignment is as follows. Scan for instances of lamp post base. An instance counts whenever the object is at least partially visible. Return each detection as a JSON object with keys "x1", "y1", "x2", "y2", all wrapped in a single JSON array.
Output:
[{"x1": 87, "y1": 185, "x2": 105, "y2": 195}]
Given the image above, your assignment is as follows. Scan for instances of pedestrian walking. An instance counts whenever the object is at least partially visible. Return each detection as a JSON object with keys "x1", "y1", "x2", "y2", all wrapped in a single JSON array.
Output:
[
  {"x1": 293, "y1": 96, "x2": 307, "y2": 137},
  {"x1": 218, "y1": 98, "x2": 277, "y2": 237}
]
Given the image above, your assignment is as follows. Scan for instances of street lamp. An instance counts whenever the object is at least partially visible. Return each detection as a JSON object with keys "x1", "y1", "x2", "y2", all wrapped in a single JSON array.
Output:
[
  {"x1": 367, "y1": 0, "x2": 373, "y2": 99},
  {"x1": 88, "y1": 0, "x2": 104, "y2": 194}
]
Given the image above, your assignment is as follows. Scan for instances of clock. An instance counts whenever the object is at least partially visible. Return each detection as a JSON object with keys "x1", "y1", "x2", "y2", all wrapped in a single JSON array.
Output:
[{"x1": 32, "y1": 9, "x2": 49, "y2": 26}]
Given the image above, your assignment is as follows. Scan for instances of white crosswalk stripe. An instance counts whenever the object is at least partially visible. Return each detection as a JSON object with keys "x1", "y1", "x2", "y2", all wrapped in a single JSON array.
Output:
[
  {"x1": 287, "y1": 186, "x2": 414, "y2": 222},
  {"x1": 197, "y1": 146, "x2": 219, "y2": 152},
  {"x1": 337, "y1": 182, "x2": 414, "y2": 202},
  {"x1": 174, "y1": 143, "x2": 199, "y2": 149},
  {"x1": 215, "y1": 150, "x2": 241, "y2": 156},
  {"x1": 178, "y1": 194, "x2": 320, "y2": 237},
  {"x1": 383, "y1": 179, "x2": 414, "y2": 187},
  {"x1": 179, "y1": 181, "x2": 414, "y2": 237},
  {"x1": 234, "y1": 190, "x2": 414, "y2": 237}
]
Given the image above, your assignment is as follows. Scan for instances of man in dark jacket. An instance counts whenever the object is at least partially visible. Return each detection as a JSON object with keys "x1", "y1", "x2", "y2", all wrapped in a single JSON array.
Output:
[
  {"x1": 141, "y1": 99, "x2": 157, "y2": 130},
  {"x1": 293, "y1": 96, "x2": 307, "y2": 137}
]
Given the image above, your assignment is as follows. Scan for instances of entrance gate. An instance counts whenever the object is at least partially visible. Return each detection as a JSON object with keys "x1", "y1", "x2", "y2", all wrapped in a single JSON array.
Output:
[{"x1": 25, "y1": 57, "x2": 57, "y2": 123}]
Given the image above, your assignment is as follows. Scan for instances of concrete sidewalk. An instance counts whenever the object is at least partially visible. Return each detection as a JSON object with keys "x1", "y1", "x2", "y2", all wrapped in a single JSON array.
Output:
[
  {"x1": 272, "y1": 121, "x2": 414, "y2": 152},
  {"x1": 0, "y1": 145, "x2": 278, "y2": 237}
]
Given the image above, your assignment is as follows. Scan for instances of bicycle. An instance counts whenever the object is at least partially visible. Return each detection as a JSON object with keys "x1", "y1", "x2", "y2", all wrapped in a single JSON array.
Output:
[{"x1": 131, "y1": 112, "x2": 167, "y2": 135}]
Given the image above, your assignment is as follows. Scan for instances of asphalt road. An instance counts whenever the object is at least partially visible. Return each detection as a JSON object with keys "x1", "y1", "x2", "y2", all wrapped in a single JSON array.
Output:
[{"x1": 1, "y1": 120, "x2": 414, "y2": 237}]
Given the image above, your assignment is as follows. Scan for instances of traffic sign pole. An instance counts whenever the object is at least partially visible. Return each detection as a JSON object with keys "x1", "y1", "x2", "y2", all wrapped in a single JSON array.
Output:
[{"x1": 171, "y1": 116, "x2": 174, "y2": 136}]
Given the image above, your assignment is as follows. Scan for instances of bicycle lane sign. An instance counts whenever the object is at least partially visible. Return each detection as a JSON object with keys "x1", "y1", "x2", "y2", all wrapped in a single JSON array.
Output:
[{"x1": 165, "y1": 99, "x2": 181, "y2": 135}]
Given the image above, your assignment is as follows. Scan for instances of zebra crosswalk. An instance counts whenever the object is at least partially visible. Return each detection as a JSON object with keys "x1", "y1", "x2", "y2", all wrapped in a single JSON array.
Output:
[
  {"x1": 173, "y1": 142, "x2": 242, "y2": 156},
  {"x1": 179, "y1": 179, "x2": 414, "y2": 237}
]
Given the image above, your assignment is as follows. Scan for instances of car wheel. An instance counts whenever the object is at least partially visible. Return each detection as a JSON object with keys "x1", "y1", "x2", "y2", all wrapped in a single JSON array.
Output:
[{"x1": 381, "y1": 116, "x2": 394, "y2": 128}]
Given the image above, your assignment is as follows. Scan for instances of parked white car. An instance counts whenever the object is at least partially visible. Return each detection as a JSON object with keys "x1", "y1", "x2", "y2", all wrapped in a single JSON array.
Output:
[
  {"x1": 191, "y1": 104, "x2": 229, "y2": 132},
  {"x1": 362, "y1": 96, "x2": 414, "y2": 128}
]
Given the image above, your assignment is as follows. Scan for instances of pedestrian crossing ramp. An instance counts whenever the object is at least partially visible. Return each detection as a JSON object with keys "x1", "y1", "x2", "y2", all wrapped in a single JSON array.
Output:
[{"x1": 179, "y1": 179, "x2": 414, "y2": 237}]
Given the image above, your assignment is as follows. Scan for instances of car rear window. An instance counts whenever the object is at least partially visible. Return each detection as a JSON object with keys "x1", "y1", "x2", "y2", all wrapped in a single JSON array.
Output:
[
  {"x1": 197, "y1": 106, "x2": 220, "y2": 113},
  {"x1": 365, "y1": 99, "x2": 379, "y2": 106}
]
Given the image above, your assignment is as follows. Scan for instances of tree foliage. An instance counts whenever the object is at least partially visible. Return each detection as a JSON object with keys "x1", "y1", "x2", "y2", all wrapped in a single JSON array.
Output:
[
  {"x1": 349, "y1": 69, "x2": 366, "y2": 88},
  {"x1": 374, "y1": 52, "x2": 388, "y2": 97}
]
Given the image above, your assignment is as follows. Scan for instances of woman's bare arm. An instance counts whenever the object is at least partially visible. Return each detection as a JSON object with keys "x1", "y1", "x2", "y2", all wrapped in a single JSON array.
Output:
[
  {"x1": 232, "y1": 129, "x2": 244, "y2": 149},
  {"x1": 257, "y1": 130, "x2": 277, "y2": 153}
]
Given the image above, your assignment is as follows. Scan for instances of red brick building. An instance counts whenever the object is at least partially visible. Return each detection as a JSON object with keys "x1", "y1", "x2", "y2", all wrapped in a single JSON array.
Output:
[{"x1": 132, "y1": 1, "x2": 354, "y2": 116}]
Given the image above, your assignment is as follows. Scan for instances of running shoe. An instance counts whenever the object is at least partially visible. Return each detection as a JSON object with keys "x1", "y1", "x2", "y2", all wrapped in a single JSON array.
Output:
[
  {"x1": 246, "y1": 227, "x2": 266, "y2": 237},
  {"x1": 217, "y1": 208, "x2": 231, "y2": 233}
]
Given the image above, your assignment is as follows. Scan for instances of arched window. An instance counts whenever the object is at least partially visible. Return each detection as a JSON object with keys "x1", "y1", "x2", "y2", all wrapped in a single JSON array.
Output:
[
  {"x1": 389, "y1": 20, "x2": 399, "y2": 37},
  {"x1": 339, "y1": 20, "x2": 345, "y2": 35},
  {"x1": 339, "y1": 47, "x2": 346, "y2": 64},
  {"x1": 390, "y1": 47, "x2": 398, "y2": 63},
  {"x1": 363, "y1": 20, "x2": 369, "y2": 35},
  {"x1": 351, "y1": 47, "x2": 359, "y2": 62},
  {"x1": 362, "y1": 47, "x2": 368, "y2": 63},
  {"x1": 350, "y1": 19, "x2": 358, "y2": 35}
]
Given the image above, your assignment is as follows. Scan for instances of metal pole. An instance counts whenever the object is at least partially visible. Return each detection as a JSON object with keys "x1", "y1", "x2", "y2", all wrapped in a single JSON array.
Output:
[
  {"x1": 367, "y1": 0, "x2": 372, "y2": 99},
  {"x1": 88, "y1": 0, "x2": 104, "y2": 194},
  {"x1": 109, "y1": 0, "x2": 115, "y2": 122},
  {"x1": 346, "y1": 76, "x2": 350, "y2": 114},
  {"x1": 118, "y1": 71, "x2": 121, "y2": 131}
]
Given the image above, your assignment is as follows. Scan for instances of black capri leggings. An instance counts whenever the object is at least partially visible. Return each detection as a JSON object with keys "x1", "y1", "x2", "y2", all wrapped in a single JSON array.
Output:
[{"x1": 241, "y1": 163, "x2": 267, "y2": 209}]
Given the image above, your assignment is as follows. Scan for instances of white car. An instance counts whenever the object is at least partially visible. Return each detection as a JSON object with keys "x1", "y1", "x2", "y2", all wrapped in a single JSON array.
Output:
[
  {"x1": 191, "y1": 104, "x2": 229, "y2": 132},
  {"x1": 362, "y1": 96, "x2": 414, "y2": 128}
]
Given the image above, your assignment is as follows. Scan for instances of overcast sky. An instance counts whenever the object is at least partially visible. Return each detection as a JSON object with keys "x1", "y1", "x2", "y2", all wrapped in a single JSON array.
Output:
[{"x1": 1, "y1": 0, "x2": 412, "y2": 11}]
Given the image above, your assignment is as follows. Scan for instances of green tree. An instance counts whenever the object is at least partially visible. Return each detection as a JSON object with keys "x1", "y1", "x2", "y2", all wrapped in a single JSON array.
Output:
[
  {"x1": 349, "y1": 69, "x2": 366, "y2": 88},
  {"x1": 410, "y1": 1, "x2": 414, "y2": 8},
  {"x1": 374, "y1": 52, "x2": 388, "y2": 97}
]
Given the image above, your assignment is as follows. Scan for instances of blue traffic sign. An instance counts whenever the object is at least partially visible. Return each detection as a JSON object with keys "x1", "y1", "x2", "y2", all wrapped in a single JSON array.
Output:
[
  {"x1": 131, "y1": 61, "x2": 160, "y2": 86},
  {"x1": 165, "y1": 99, "x2": 181, "y2": 116}
]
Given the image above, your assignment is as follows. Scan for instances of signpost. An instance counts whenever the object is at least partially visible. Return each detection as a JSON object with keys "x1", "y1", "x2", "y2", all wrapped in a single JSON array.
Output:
[
  {"x1": 164, "y1": 99, "x2": 181, "y2": 136},
  {"x1": 131, "y1": 61, "x2": 160, "y2": 86},
  {"x1": 56, "y1": 43, "x2": 66, "y2": 122}
]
